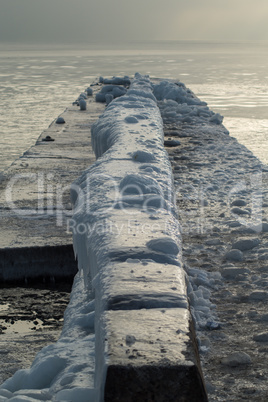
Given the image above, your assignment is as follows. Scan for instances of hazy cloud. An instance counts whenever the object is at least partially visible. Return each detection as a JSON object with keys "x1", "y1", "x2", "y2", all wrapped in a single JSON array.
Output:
[
  {"x1": 166, "y1": 0, "x2": 268, "y2": 41},
  {"x1": 0, "y1": 0, "x2": 267, "y2": 43}
]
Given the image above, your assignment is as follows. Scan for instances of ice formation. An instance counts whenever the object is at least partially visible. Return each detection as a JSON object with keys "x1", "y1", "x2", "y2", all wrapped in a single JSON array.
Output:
[
  {"x1": 86, "y1": 87, "x2": 93, "y2": 96},
  {"x1": 154, "y1": 80, "x2": 224, "y2": 127},
  {"x1": 79, "y1": 98, "x2": 87, "y2": 111},
  {"x1": 95, "y1": 84, "x2": 127, "y2": 103},
  {"x1": 0, "y1": 74, "x2": 224, "y2": 400}
]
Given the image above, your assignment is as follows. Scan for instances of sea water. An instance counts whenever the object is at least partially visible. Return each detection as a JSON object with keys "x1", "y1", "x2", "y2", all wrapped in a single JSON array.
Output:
[{"x1": 0, "y1": 40, "x2": 267, "y2": 172}]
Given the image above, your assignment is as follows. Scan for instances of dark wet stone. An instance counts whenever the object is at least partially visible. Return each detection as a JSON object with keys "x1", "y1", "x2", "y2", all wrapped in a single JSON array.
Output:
[
  {"x1": 42, "y1": 135, "x2": 54, "y2": 142},
  {"x1": 164, "y1": 139, "x2": 181, "y2": 147},
  {"x1": 56, "y1": 117, "x2": 65, "y2": 124}
]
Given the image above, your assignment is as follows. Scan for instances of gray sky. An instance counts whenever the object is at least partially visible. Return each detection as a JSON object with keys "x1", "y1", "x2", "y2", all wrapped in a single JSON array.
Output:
[{"x1": 0, "y1": 0, "x2": 268, "y2": 44}]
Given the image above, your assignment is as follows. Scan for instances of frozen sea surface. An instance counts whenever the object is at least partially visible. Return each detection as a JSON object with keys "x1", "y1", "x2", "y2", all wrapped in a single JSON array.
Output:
[{"x1": 0, "y1": 41, "x2": 268, "y2": 171}]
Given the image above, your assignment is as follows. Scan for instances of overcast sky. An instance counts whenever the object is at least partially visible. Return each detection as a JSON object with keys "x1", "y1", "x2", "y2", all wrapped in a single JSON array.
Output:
[{"x1": 0, "y1": 0, "x2": 268, "y2": 44}]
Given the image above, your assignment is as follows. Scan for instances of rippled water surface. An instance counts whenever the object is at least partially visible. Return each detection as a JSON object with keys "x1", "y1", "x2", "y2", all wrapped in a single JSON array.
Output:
[{"x1": 0, "y1": 41, "x2": 267, "y2": 171}]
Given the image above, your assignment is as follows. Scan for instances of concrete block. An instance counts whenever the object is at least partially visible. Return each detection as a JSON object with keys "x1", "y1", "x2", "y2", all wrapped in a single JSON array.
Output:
[
  {"x1": 98, "y1": 308, "x2": 207, "y2": 401},
  {"x1": 98, "y1": 260, "x2": 188, "y2": 310}
]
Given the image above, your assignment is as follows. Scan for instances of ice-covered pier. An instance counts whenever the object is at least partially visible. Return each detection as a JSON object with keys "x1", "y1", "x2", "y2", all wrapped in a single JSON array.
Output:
[
  {"x1": 1, "y1": 74, "x2": 268, "y2": 401},
  {"x1": 70, "y1": 74, "x2": 207, "y2": 401}
]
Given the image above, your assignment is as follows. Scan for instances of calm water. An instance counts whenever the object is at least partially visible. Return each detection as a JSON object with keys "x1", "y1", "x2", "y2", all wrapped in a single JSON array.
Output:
[{"x1": 0, "y1": 41, "x2": 268, "y2": 172}]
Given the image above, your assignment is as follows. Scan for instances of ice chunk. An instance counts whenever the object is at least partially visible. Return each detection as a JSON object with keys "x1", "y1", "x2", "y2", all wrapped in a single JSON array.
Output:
[
  {"x1": 103, "y1": 76, "x2": 131, "y2": 86},
  {"x1": 79, "y1": 93, "x2": 87, "y2": 99},
  {"x1": 79, "y1": 99, "x2": 87, "y2": 111},
  {"x1": 147, "y1": 237, "x2": 179, "y2": 255},
  {"x1": 125, "y1": 116, "x2": 139, "y2": 124},
  {"x1": 105, "y1": 93, "x2": 114, "y2": 105},
  {"x1": 56, "y1": 116, "x2": 65, "y2": 124},
  {"x1": 55, "y1": 387, "x2": 96, "y2": 402},
  {"x1": 209, "y1": 113, "x2": 223, "y2": 124},
  {"x1": 1, "y1": 356, "x2": 66, "y2": 392},
  {"x1": 95, "y1": 92, "x2": 106, "y2": 103},
  {"x1": 131, "y1": 150, "x2": 156, "y2": 163},
  {"x1": 119, "y1": 173, "x2": 161, "y2": 195},
  {"x1": 153, "y1": 80, "x2": 205, "y2": 106},
  {"x1": 86, "y1": 87, "x2": 93, "y2": 96},
  {"x1": 95, "y1": 85, "x2": 127, "y2": 103}
]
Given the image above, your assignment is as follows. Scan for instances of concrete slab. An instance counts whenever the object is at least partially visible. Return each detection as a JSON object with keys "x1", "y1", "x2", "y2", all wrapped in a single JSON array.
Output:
[
  {"x1": 0, "y1": 87, "x2": 105, "y2": 280},
  {"x1": 0, "y1": 88, "x2": 105, "y2": 249}
]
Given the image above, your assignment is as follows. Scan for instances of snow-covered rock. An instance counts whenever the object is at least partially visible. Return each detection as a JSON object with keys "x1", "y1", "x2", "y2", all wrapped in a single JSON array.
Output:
[
  {"x1": 232, "y1": 237, "x2": 260, "y2": 251},
  {"x1": 253, "y1": 332, "x2": 268, "y2": 342},
  {"x1": 95, "y1": 84, "x2": 127, "y2": 103},
  {"x1": 55, "y1": 116, "x2": 65, "y2": 124},
  {"x1": 79, "y1": 99, "x2": 87, "y2": 111},
  {"x1": 86, "y1": 87, "x2": 93, "y2": 96},
  {"x1": 221, "y1": 352, "x2": 252, "y2": 367},
  {"x1": 153, "y1": 80, "x2": 226, "y2": 128},
  {"x1": 102, "y1": 76, "x2": 130, "y2": 86},
  {"x1": 221, "y1": 267, "x2": 250, "y2": 279},
  {"x1": 225, "y1": 249, "x2": 244, "y2": 261}
]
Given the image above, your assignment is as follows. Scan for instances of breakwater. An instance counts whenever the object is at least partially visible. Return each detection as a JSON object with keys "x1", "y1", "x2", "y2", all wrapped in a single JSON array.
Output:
[
  {"x1": 0, "y1": 75, "x2": 208, "y2": 401},
  {"x1": 1, "y1": 74, "x2": 267, "y2": 401},
  {"x1": 71, "y1": 74, "x2": 207, "y2": 401}
]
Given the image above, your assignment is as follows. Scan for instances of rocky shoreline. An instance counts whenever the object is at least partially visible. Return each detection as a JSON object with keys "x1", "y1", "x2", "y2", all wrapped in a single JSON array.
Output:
[{"x1": 164, "y1": 117, "x2": 268, "y2": 401}]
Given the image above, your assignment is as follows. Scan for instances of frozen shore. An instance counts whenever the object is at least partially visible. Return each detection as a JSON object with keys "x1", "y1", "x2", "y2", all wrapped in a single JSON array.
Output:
[
  {"x1": 0, "y1": 74, "x2": 267, "y2": 401},
  {"x1": 163, "y1": 104, "x2": 268, "y2": 401}
]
